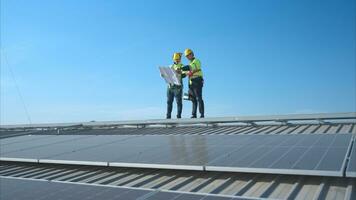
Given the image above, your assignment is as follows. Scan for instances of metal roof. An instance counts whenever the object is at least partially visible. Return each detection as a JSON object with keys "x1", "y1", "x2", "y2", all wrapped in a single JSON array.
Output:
[
  {"x1": 1, "y1": 161, "x2": 355, "y2": 200},
  {"x1": 1, "y1": 112, "x2": 356, "y2": 200},
  {"x1": 1, "y1": 123, "x2": 356, "y2": 139}
]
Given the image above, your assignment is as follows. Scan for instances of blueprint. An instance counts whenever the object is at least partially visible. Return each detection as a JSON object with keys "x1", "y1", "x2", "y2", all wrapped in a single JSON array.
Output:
[{"x1": 159, "y1": 66, "x2": 181, "y2": 85}]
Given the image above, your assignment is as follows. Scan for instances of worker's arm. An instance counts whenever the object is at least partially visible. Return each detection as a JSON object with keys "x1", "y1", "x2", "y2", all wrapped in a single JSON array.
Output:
[
  {"x1": 181, "y1": 65, "x2": 195, "y2": 77},
  {"x1": 191, "y1": 68, "x2": 201, "y2": 74}
]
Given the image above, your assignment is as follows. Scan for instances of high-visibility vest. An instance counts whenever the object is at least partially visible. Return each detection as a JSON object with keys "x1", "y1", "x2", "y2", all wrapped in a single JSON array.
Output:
[
  {"x1": 169, "y1": 63, "x2": 184, "y2": 88},
  {"x1": 189, "y1": 58, "x2": 203, "y2": 85},
  {"x1": 189, "y1": 58, "x2": 203, "y2": 79}
]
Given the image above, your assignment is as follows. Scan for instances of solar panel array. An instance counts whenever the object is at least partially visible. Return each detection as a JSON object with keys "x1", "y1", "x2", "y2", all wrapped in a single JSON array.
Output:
[
  {"x1": 0, "y1": 134, "x2": 353, "y2": 177},
  {"x1": 0, "y1": 177, "x2": 243, "y2": 200}
]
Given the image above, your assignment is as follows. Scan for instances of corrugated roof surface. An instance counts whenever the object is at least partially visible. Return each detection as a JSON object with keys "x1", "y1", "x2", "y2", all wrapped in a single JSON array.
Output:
[
  {"x1": 1, "y1": 123, "x2": 355, "y2": 139},
  {"x1": 1, "y1": 162, "x2": 355, "y2": 200}
]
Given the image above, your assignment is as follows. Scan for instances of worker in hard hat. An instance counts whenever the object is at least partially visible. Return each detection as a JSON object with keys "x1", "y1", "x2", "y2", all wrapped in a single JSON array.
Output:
[
  {"x1": 166, "y1": 52, "x2": 186, "y2": 119},
  {"x1": 184, "y1": 49, "x2": 205, "y2": 118}
]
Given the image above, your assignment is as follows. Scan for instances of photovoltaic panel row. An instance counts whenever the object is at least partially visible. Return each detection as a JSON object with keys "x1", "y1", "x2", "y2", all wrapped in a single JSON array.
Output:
[
  {"x1": 0, "y1": 135, "x2": 49, "y2": 146},
  {"x1": 346, "y1": 137, "x2": 356, "y2": 177},
  {"x1": 0, "y1": 135, "x2": 138, "y2": 161},
  {"x1": 0, "y1": 135, "x2": 97, "y2": 154},
  {"x1": 0, "y1": 177, "x2": 242, "y2": 200},
  {"x1": 0, "y1": 134, "x2": 352, "y2": 177},
  {"x1": 201, "y1": 134, "x2": 348, "y2": 176}
]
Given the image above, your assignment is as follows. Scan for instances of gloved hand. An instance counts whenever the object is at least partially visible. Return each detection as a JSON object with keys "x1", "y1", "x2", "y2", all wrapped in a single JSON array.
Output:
[
  {"x1": 187, "y1": 71, "x2": 194, "y2": 77},
  {"x1": 182, "y1": 65, "x2": 190, "y2": 71}
]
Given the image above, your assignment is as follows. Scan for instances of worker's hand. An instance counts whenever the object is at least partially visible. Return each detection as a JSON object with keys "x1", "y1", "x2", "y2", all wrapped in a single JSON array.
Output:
[
  {"x1": 182, "y1": 65, "x2": 190, "y2": 71},
  {"x1": 187, "y1": 71, "x2": 194, "y2": 77}
]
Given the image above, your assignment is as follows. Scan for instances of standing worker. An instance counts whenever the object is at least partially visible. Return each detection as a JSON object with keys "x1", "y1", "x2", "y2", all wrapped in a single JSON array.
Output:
[
  {"x1": 184, "y1": 49, "x2": 205, "y2": 118},
  {"x1": 166, "y1": 52, "x2": 186, "y2": 119}
]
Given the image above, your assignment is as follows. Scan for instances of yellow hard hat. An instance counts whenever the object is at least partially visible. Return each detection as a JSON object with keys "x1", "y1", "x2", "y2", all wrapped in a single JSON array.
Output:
[
  {"x1": 184, "y1": 48, "x2": 193, "y2": 56},
  {"x1": 172, "y1": 52, "x2": 182, "y2": 60}
]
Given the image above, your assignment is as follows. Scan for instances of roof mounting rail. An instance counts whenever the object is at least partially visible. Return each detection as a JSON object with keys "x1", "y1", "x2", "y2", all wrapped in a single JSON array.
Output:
[
  {"x1": 275, "y1": 120, "x2": 290, "y2": 125},
  {"x1": 206, "y1": 123, "x2": 219, "y2": 127},
  {"x1": 317, "y1": 119, "x2": 328, "y2": 125},
  {"x1": 245, "y1": 121, "x2": 257, "y2": 126},
  {"x1": 136, "y1": 124, "x2": 147, "y2": 128}
]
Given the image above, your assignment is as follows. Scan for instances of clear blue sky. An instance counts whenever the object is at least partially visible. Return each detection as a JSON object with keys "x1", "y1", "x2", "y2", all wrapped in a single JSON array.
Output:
[{"x1": 1, "y1": 0, "x2": 355, "y2": 124}]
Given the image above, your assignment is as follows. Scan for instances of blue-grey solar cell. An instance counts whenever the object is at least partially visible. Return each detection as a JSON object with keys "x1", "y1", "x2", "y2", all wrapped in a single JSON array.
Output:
[
  {"x1": 0, "y1": 177, "x2": 238, "y2": 200},
  {"x1": 0, "y1": 135, "x2": 91, "y2": 154},
  {"x1": 0, "y1": 134, "x2": 352, "y2": 177},
  {"x1": 0, "y1": 135, "x2": 53, "y2": 146},
  {"x1": 1, "y1": 135, "x2": 135, "y2": 159},
  {"x1": 0, "y1": 177, "x2": 152, "y2": 200},
  {"x1": 346, "y1": 138, "x2": 356, "y2": 177},
  {"x1": 47, "y1": 138, "x2": 162, "y2": 162},
  {"x1": 47, "y1": 135, "x2": 246, "y2": 166},
  {"x1": 207, "y1": 134, "x2": 352, "y2": 176}
]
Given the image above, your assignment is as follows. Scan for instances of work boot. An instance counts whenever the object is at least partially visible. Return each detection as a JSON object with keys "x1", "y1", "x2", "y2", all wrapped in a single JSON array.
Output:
[
  {"x1": 191, "y1": 115, "x2": 197, "y2": 119},
  {"x1": 166, "y1": 115, "x2": 171, "y2": 119},
  {"x1": 177, "y1": 115, "x2": 181, "y2": 119},
  {"x1": 200, "y1": 115, "x2": 204, "y2": 118}
]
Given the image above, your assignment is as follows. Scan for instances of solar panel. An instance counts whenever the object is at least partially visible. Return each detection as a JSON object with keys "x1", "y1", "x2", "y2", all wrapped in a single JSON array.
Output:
[
  {"x1": 0, "y1": 177, "x2": 241, "y2": 200},
  {"x1": 1, "y1": 135, "x2": 135, "y2": 162},
  {"x1": 0, "y1": 135, "x2": 90, "y2": 154},
  {"x1": 0, "y1": 135, "x2": 52, "y2": 146},
  {"x1": 0, "y1": 177, "x2": 151, "y2": 200},
  {"x1": 206, "y1": 134, "x2": 352, "y2": 176},
  {"x1": 346, "y1": 137, "x2": 356, "y2": 177},
  {"x1": 0, "y1": 134, "x2": 352, "y2": 177}
]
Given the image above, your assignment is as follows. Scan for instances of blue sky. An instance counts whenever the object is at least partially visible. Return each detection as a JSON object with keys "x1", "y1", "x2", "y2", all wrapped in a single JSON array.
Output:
[{"x1": 1, "y1": 0, "x2": 355, "y2": 124}]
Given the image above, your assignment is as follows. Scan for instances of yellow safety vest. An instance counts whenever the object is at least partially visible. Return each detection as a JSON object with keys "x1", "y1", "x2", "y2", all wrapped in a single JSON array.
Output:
[
  {"x1": 169, "y1": 63, "x2": 184, "y2": 88},
  {"x1": 189, "y1": 58, "x2": 203, "y2": 84}
]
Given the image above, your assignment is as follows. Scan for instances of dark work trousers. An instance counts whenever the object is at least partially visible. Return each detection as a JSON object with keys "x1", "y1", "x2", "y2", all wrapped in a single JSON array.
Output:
[
  {"x1": 167, "y1": 86, "x2": 183, "y2": 118},
  {"x1": 189, "y1": 77, "x2": 204, "y2": 117}
]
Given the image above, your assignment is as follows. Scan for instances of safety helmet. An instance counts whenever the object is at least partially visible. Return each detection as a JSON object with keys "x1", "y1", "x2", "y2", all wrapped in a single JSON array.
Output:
[
  {"x1": 172, "y1": 52, "x2": 182, "y2": 61},
  {"x1": 184, "y1": 48, "x2": 193, "y2": 56}
]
